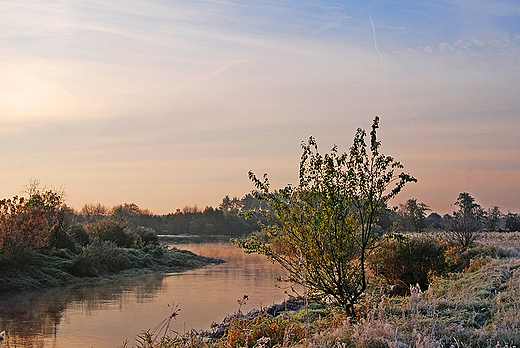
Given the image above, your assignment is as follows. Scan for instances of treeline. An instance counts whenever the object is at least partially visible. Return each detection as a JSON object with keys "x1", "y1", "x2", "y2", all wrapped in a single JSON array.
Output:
[
  {"x1": 73, "y1": 194, "x2": 268, "y2": 237},
  {"x1": 72, "y1": 192, "x2": 520, "y2": 239},
  {"x1": 2, "y1": 183, "x2": 518, "y2": 255},
  {"x1": 390, "y1": 192, "x2": 520, "y2": 233}
]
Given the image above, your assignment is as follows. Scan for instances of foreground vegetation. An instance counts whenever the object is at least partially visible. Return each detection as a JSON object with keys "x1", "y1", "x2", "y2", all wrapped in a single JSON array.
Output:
[{"x1": 122, "y1": 232, "x2": 520, "y2": 348}]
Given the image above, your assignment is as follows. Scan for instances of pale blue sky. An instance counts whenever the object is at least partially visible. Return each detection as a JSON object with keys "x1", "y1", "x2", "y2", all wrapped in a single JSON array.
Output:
[{"x1": 1, "y1": 0, "x2": 519, "y2": 214}]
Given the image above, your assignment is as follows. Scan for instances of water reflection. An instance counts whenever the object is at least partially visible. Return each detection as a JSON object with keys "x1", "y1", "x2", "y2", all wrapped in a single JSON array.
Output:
[
  {"x1": 0, "y1": 274, "x2": 166, "y2": 348},
  {"x1": 0, "y1": 243, "x2": 289, "y2": 348}
]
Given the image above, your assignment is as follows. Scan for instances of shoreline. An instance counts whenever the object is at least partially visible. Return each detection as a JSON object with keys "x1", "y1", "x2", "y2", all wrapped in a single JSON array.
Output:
[{"x1": 0, "y1": 246, "x2": 224, "y2": 293}]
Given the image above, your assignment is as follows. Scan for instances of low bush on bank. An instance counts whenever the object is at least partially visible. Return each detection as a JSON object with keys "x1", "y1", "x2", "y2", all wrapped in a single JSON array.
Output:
[
  {"x1": 69, "y1": 240, "x2": 133, "y2": 277},
  {"x1": 369, "y1": 235, "x2": 447, "y2": 294},
  {"x1": 0, "y1": 243, "x2": 218, "y2": 291}
]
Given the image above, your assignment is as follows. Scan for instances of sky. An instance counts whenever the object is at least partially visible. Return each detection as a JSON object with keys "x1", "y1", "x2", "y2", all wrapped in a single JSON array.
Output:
[{"x1": 0, "y1": 0, "x2": 519, "y2": 215}]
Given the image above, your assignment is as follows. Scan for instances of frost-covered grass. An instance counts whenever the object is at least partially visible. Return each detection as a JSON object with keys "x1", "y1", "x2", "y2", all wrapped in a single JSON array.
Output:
[{"x1": 0, "y1": 244, "x2": 219, "y2": 292}]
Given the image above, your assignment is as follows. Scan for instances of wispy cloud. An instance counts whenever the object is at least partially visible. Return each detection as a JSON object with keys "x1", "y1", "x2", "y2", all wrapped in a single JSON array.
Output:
[{"x1": 0, "y1": 0, "x2": 519, "y2": 214}]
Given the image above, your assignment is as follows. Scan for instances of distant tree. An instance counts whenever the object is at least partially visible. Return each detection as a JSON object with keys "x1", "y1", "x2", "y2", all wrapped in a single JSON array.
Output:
[
  {"x1": 397, "y1": 199, "x2": 430, "y2": 232},
  {"x1": 110, "y1": 203, "x2": 158, "y2": 232},
  {"x1": 442, "y1": 213, "x2": 453, "y2": 228},
  {"x1": 505, "y1": 212, "x2": 520, "y2": 232},
  {"x1": 485, "y1": 206, "x2": 502, "y2": 231},
  {"x1": 446, "y1": 192, "x2": 484, "y2": 249},
  {"x1": 235, "y1": 116, "x2": 416, "y2": 316},
  {"x1": 112, "y1": 203, "x2": 142, "y2": 220},
  {"x1": 219, "y1": 195, "x2": 242, "y2": 212},
  {"x1": 453, "y1": 192, "x2": 485, "y2": 224},
  {"x1": 424, "y1": 212, "x2": 444, "y2": 229},
  {"x1": 238, "y1": 194, "x2": 259, "y2": 209},
  {"x1": 182, "y1": 205, "x2": 200, "y2": 214},
  {"x1": 377, "y1": 204, "x2": 399, "y2": 232},
  {"x1": 80, "y1": 203, "x2": 110, "y2": 218}
]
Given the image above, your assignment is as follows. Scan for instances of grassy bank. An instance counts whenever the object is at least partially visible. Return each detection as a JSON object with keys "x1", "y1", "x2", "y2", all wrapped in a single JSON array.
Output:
[
  {"x1": 0, "y1": 243, "x2": 221, "y2": 292},
  {"x1": 123, "y1": 232, "x2": 520, "y2": 348}
]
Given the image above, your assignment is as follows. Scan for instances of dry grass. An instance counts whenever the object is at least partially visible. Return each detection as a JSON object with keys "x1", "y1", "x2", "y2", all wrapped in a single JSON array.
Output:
[{"x1": 477, "y1": 232, "x2": 520, "y2": 257}]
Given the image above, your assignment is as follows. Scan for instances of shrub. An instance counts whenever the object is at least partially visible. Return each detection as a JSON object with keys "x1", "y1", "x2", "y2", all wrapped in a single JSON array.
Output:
[
  {"x1": 49, "y1": 224, "x2": 76, "y2": 250},
  {"x1": 68, "y1": 240, "x2": 132, "y2": 277},
  {"x1": 0, "y1": 196, "x2": 51, "y2": 262},
  {"x1": 445, "y1": 216, "x2": 481, "y2": 250},
  {"x1": 445, "y1": 244, "x2": 499, "y2": 272},
  {"x1": 68, "y1": 224, "x2": 90, "y2": 247},
  {"x1": 86, "y1": 219, "x2": 134, "y2": 247},
  {"x1": 369, "y1": 235, "x2": 447, "y2": 294},
  {"x1": 133, "y1": 226, "x2": 159, "y2": 249}
]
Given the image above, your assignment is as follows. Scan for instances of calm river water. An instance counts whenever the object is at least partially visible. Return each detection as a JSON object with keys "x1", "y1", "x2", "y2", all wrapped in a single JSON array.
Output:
[{"x1": 0, "y1": 243, "x2": 290, "y2": 348}]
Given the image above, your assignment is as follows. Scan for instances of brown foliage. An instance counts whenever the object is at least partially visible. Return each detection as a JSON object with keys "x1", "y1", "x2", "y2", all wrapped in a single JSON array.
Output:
[{"x1": 0, "y1": 196, "x2": 51, "y2": 254}]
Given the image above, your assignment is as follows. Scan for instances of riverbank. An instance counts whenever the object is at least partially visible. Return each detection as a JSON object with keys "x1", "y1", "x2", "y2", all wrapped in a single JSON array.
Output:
[
  {"x1": 124, "y1": 258, "x2": 520, "y2": 348},
  {"x1": 0, "y1": 242, "x2": 286, "y2": 348},
  {"x1": 123, "y1": 232, "x2": 520, "y2": 348},
  {"x1": 0, "y1": 244, "x2": 223, "y2": 292}
]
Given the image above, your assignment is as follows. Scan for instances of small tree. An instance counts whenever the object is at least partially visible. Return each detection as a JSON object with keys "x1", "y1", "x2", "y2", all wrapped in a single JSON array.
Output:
[
  {"x1": 485, "y1": 206, "x2": 502, "y2": 231},
  {"x1": 505, "y1": 212, "x2": 520, "y2": 232},
  {"x1": 397, "y1": 198, "x2": 431, "y2": 232},
  {"x1": 447, "y1": 192, "x2": 484, "y2": 249},
  {"x1": 235, "y1": 116, "x2": 415, "y2": 316}
]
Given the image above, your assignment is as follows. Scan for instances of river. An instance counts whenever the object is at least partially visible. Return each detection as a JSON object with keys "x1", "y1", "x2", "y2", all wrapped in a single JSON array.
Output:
[{"x1": 0, "y1": 243, "x2": 291, "y2": 348}]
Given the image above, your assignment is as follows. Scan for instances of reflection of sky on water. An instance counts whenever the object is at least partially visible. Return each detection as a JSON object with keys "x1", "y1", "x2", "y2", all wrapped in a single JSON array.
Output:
[
  {"x1": 0, "y1": 244, "x2": 288, "y2": 348},
  {"x1": 0, "y1": 273, "x2": 165, "y2": 348}
]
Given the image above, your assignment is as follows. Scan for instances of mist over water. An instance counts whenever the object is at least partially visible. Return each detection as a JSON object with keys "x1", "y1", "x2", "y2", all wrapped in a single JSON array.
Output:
[{"x1": 0, "y1": 243, "x2": 289, "y2": 348}]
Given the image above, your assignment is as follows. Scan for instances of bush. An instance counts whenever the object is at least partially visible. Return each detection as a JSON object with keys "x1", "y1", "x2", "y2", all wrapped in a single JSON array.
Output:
[
  {"x1": 49, "y1": 225, "x2": 76, "y2": 250},
  {"x1": 133, "y1": 226, "x2": 159, "y2": 249},
  {"x1": 68, "y1": 224, "x2": 90, "y2": 247},
  {"x1": 445, "y1": 217, "x2": 481, "y2": 250},
  {"x1": 445, "y1": 244, "x2": 499, "y2": 272},
  {"x1": 0, "y1": 196, "x2": 51, "y2": 256},
  {"x1": 68, "y1": 240, "x2": 132, "y2": 277},
  {"x1": 86, "y1": 219, "x2": 134, "y2": 247},
  {"x1": 369, "y1": 235, "x2": 447, "y2": 294}
]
